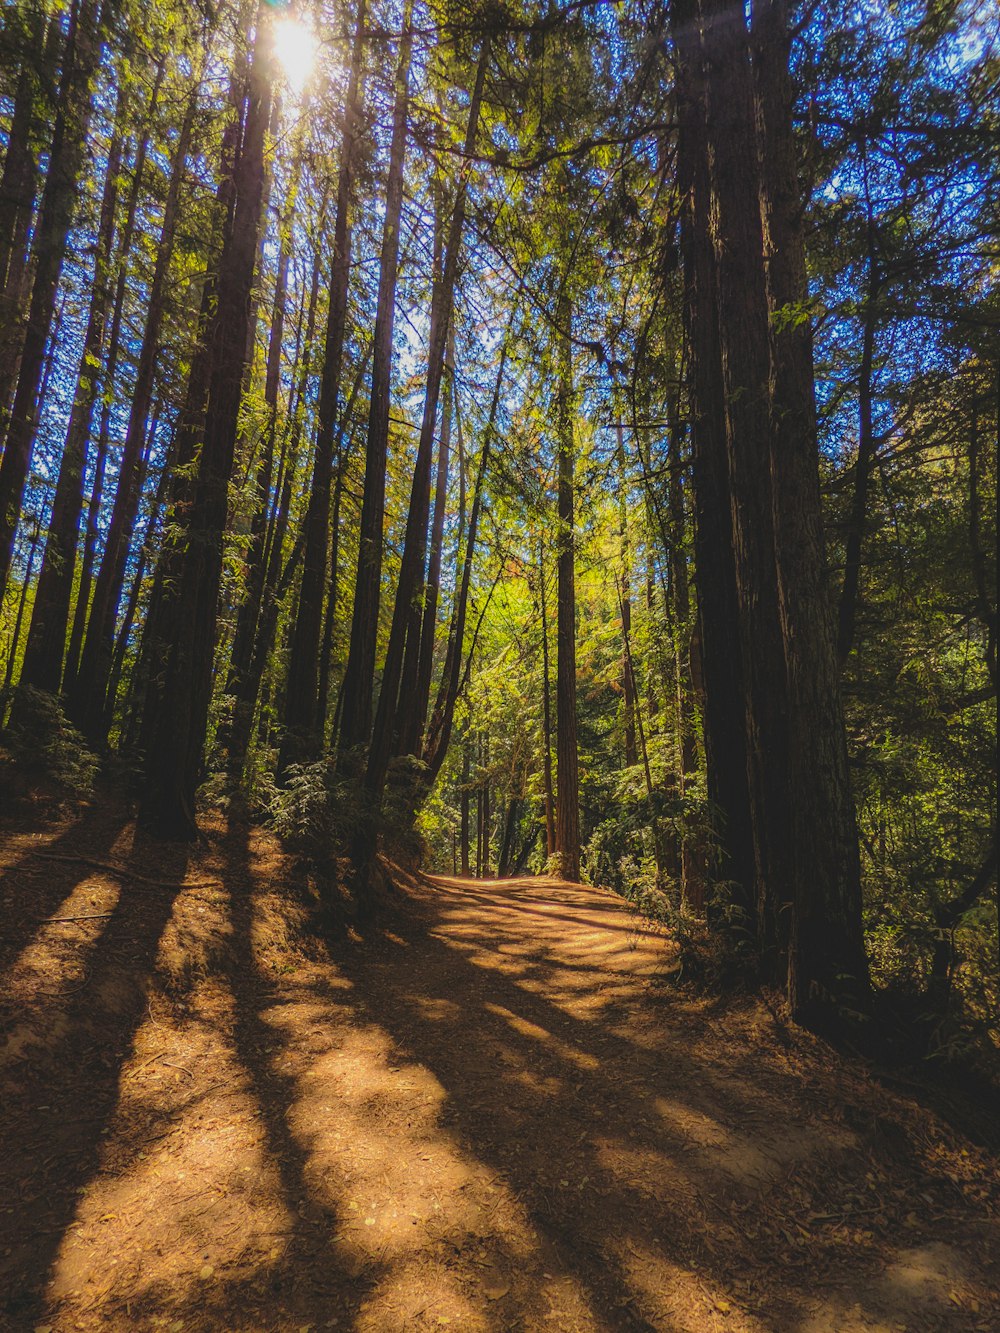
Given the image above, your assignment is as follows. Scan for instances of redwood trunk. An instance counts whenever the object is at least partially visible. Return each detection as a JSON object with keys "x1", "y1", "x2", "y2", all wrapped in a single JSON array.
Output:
[
  {"x1": 0, "y1": 0, "x2": 104, "y2": 603},
  {"x1": 139, "y1": 8, "x2": 274, "y2": 837}
]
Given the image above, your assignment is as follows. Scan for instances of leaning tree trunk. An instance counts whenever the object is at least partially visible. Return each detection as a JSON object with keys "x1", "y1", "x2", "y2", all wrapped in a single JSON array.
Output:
[
  {"x1": 0, "y1": 0, "x2": 105, "y2": 605},
  {"x1": 406, "y1": 323, "x2": 455, "y2": 758},
  {"x1": 0, "y1": 5, "x2": 47, "y2": 428},
  {"x1": 364, "y1": 36, "x2": 491, "y2": 802},
  {"x1": 18, "y1": 91, "x2": 128, "y2": 695},
  {"x1": 72, "y1": 73, "x2": 196, "y2": 741},
  {"x1": 62, "y1": 57, "x2": 166, "y2": 702},
  {"x1": 279, "y1": 0, "x2": 367, "y2": 770},
  {"x1": 338, "y1": 1, "x2": 412, "y2": 755},
  {"x1": 423, "y1": 337, "x2": 510, "y2": 785}
]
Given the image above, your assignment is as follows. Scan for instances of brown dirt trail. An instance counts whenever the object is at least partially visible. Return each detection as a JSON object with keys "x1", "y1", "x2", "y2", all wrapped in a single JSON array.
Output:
[{"x1": 1, "y1": 807, "x2": 998, "y2": 1331}]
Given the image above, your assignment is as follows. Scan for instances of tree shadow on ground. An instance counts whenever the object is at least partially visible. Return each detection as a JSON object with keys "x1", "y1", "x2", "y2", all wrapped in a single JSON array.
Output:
[
  {"x1": 0, "y1": 798, "x2": 133, "y2": 972},
  {"x1": 0, "y1": 821, "x2": 189, "y2": 1326},
  {"x1": 320, "y1": 877, "x2": 993, "y2": 1331}
]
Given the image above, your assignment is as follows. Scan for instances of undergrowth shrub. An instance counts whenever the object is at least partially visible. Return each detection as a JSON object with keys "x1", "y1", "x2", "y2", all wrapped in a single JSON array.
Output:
[
  {"x1": 264, "y1": 760, "x2": 360, "y2": 854},
  {"x1": 264, "y1": 756, "x2": 428, "y2": 869},
  {"x1": 0, "y1": 685, "x2": 99, "y2": 798}
]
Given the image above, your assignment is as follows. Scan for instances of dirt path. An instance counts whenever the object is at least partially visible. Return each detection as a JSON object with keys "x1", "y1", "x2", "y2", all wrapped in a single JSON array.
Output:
[{"x1": 1, "y1": 808, "x2": 998, "y2": 1331}]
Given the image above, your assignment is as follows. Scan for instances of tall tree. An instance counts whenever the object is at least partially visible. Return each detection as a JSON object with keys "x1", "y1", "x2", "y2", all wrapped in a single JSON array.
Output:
[
  {"x1": 139, "y1": 3, "x2": 275, "y2": 837},
  {"x1": 554, "y1": 289, "x2": 580, "y2": 881},
  {"x1": 337, "y1": 1, "x2": 414, "y2": 755},
  {"x1": 0, "y1": 0, "x2": 107, "y2": 603},
  {"x1": 279, "y1": 0, "x2": 368, "y2": 769}
]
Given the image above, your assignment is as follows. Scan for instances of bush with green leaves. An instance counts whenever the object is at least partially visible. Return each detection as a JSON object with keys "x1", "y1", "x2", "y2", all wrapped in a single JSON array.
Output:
[{"x1": 0, "y1": 686, "x2": 99, "y2": 797}]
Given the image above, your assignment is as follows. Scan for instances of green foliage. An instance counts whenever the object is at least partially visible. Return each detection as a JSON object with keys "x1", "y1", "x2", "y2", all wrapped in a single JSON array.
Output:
[
  {"x1": 264, "y1": 760, "x2": 360, "y2": 856},
  {"x1": 0, "y1": 686, "x2": 99, "y2": 797}
]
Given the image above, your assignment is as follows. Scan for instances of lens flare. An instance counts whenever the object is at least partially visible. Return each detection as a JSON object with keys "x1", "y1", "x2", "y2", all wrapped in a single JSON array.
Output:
[{"x1": 272, "y1": 16, "x2": 316, "y2": 95}]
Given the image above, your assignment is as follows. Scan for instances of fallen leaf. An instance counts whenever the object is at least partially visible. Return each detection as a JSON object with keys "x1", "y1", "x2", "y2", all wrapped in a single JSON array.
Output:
[{"x1": 199, "y1": 1264, "x2": 214, "y2": 1280}]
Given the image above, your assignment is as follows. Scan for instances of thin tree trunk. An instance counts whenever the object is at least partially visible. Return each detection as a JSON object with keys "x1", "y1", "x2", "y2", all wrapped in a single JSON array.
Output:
[
  {"x1": 72, "y1": 72, "x2": 194, "y2": 740},
  {"x1": 19, "y1": 91, "x2": 128, "y2": 694},
  {"x1": 2, "y1": 520, "x2": 41, "y2": 696},
  {"x1": 227, "y1": 255, "x2": 325, "y2": 776},
  {"x1": 837, "y1": 239, "x2": 878, "y2": 665},
  {"x1": 107, "y1": 421, "x2": 174, "y2": 719},
  {"x1": 968, "y1": 383, "x2": 998, "y2": 690},
  {"x1": 498, "y1": 795, "x2": 520, "y2": 878},
  {"x1": 338, "y1": 0, "x2": 413, "y2": 755},
  {"x1": 460, "y1": 741, "x2": 471, "y2": 874},
  {"x1": 63, "y1": 59, "x2": 166, "y2": 699},
  {"x1": 666, "y1": 397, "x2": 701, "y2": 910},
  {"x1": 539, "y1": 541, "x2": 556, "y2": 857},
  {"x1": 365, "y1": 37, "x2": 491, "y2": 802},
  {"x1": 423, "y1": 338, "x2": 510, "y2": 784},
  {"x1": 555, "y1": 290, "x2": 580, "y2": 882},
  {"x1": 280, "y1": 0, "x2": 367, "y2": 769},
  {"x1": 406, "y1": 324, "x2": 455, "y2": 756},
  {"x1": 0, "y1": 7, "x2": 46, "y2": 426},
  {"x1": 616, "y1": 423, "x2": 638, "y2": 768},
  {"x1": 221, "y1": 228, "x2": 291, "y2": 765}
]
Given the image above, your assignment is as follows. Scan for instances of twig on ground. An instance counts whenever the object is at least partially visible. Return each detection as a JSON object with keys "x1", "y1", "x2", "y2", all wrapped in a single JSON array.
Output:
[
  {"x1": 28, "y1": 851, "x2": 220, "y2": 889},
  {"x1": 160, "y1": 1059, "x2": 195, "y2": 1079},
  {"x1": 37, "y1": 912, "x2": 116, "y2": 923}
]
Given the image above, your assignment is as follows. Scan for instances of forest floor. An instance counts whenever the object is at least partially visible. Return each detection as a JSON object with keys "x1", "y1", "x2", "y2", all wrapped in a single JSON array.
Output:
[{"x1": 1, "y1": 799, "x2": 999, "y2": 1332}]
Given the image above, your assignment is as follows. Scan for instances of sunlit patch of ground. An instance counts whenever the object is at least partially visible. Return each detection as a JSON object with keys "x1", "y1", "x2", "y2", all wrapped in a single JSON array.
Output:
[{"x1": 1, "y1": 812, "x2": 998, "y2": 1331}]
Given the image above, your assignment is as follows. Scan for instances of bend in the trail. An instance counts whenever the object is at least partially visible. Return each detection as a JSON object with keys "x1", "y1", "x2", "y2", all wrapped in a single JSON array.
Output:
[{"x1": 1, "y1": 813, "x2": 997, "y2": 1331}]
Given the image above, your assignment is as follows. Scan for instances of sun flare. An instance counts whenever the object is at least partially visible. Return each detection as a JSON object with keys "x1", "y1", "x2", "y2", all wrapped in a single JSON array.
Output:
[{"x1": 272, "y1": 15, "x2": 316, "y2": 95}]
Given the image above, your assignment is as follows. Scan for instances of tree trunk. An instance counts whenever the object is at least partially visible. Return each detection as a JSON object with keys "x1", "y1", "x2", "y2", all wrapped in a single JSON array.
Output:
[
  {"x1": 751, "y1": 0, "x2": 869, "y2": 1024},
  {"x1": 406, "y1": 324, "x2": 455, "y2": 757},
  {"x1": 460, "y1": 741, "x2": 471, "y2": 874},
  {"x1": 19, "y1": 90, "x2": 128, "y2": 695},
  {"x1": 837, "y1": 236, "x2": 878, "y2": 666},
  {"x1": 338, "y1": 2, "x2": 413, "y2": 755},
  {"x1": 0, "y1": 6, "x2": 46, "y2": 427},
  {"x1": 423, "y1": 339, "x2": 510, "y2": 784},
  {"x1": 227, "y1": 247, "x2": 322, "y2": 777},
  {"x1": 616, "y1": 423, "x2": 639, "y2": 769},
  {"x1": 555, "y1": 290, "x2": 581, "y2": 882},
  {"x1": 666, "y1": 398, "x2": 701, "y2": 910},
  {"x1": 62, "y1": 58, "x2": 166, "y2": 701},
  {"x1": 539, "y1": 540, "x2": 556, "y2": 857},
  {"x1": 0, "y1": 0, "x2": 105, "y2": 604},
  {"x1": 72, "y1": 70, "x2": 195, "y2": 740},
  {"x1": 700, "y1": 0, "x2": 792, "y2": 968},
  {"x1": 2, "y1": 519, "x2": 41, "y2": 697},
  {"x1": 139, "y1": 6, "x2": 274, "y2": 837},
  {"x1": 364, "y1": 37, "x2": 491, "y2": 802},
  {"x1": 280, "y1": 0, "x2": 367, "y2": 769}
]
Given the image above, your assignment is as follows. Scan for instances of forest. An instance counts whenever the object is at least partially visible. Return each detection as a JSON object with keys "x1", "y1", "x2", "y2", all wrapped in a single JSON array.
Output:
[{"x1": 0, "y1": 0, "x2": 998, "y2": 1327}]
